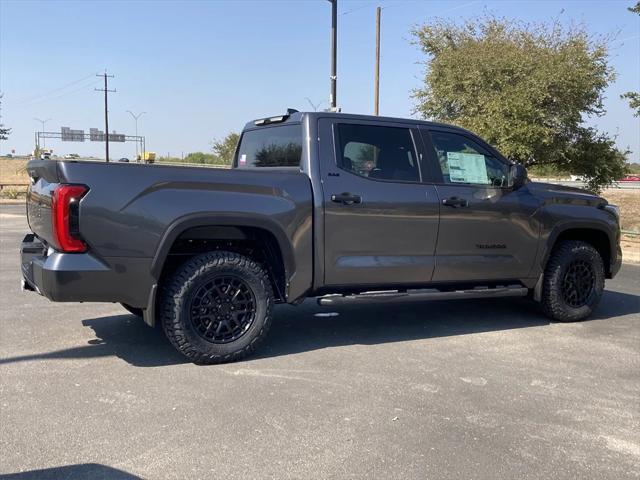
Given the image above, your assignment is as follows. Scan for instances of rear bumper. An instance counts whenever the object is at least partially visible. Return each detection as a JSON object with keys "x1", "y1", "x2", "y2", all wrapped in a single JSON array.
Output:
[{"x1": 20, "y1": 233, "x2": 155, "y2": 307}]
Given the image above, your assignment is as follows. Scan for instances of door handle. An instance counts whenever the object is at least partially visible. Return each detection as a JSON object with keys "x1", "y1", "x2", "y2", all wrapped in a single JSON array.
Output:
[
  {"x1": 442, "y1": 196, "x2": 468, "y2": 208},
  {"x1": 331, "y1": 192, "x2": 362, "y2": 205}
]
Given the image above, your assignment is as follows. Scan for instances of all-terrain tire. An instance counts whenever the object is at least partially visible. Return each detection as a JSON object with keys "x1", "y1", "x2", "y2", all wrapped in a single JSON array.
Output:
[
  {"x1": 159, "y1": 251, "x2": 273, "y2": 364},
  {"x1": 120, "y1": 303, "x2": 143, "y2": 317},
  {"x1": 541, "y1": 240, "x2": 605, "y2": 322}
]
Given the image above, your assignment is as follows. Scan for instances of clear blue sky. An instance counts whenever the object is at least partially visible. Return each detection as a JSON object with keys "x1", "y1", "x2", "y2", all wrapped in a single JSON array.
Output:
[{"x1": 1, "y1": 0, "x2": 638, "y2": 162}]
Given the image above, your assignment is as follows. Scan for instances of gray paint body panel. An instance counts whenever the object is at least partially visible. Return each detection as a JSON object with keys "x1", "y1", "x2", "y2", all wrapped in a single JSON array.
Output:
[{"x1": 21, "y1": 112, "x2": 621, "y2": 312}]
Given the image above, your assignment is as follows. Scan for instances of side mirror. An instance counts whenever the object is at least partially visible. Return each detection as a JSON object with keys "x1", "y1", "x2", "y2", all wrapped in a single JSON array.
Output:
[{"x1": 510, "y1": 163, "x2": 527, "y2": 189}]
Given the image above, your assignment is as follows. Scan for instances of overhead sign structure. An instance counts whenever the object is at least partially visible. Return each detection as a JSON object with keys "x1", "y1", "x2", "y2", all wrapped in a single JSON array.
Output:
[
  {"x1": 36, "y1": 128, "x2": 145, "y2": 161},
  {"x1": 109, "y1": 133, "x2": 125, "y2": 143},
  {"x1": 61, "y1": 127, "x2": 85, "y2": 142},
  {"x1": 89, "y1": 128, "x2": 104, "y2": 142},
  {"x1": 89, "y1": 128, "x2": 125, "y2": 142}
]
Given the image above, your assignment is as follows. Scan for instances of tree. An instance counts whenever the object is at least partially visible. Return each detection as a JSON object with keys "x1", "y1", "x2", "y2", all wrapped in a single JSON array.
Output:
[
  {"x1": 183, "y1": 152, "x2": 216, "y2": 164},
  {"x1": 621, "y1": 2, "x2": 640, "y2": 116},
  {"x1": 0, "y1": 94, "x2": 10, "y2": 141},
  {"x1": 211, "y1": 132, "x2": 239, "y2": 165},
  {"x1": 621, "y1": 92, "x2": 640, "y2": 117},
  {"x1": 254, "y1": 143, "x2": 301, "y2": 167},
  {"x1": 411, "y1": 15, "x2": 628, "y2": 191}
]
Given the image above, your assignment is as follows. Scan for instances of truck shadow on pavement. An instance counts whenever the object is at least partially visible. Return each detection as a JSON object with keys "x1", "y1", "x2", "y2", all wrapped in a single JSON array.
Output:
[
  {"x1": 0, "y1": 290, "x2": 637, "y2": 367},
  {"x1": 0, "y1": 463, "x2": 141, "y2": 479},
  {"x1": 257, "y1": 289, "x2": 640, "y2": 360},
  {"x1": 0, "y1": 314, "x2": 186, "y2": 368}
]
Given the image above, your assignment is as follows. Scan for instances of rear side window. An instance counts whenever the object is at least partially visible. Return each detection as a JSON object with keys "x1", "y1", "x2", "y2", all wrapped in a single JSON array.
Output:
[
  {"x1": 236, "y1": 125, "x2": 302, "y2": 168},
  {"x1": 336, "y1": 124, "x2": 419, "y2": 182}
]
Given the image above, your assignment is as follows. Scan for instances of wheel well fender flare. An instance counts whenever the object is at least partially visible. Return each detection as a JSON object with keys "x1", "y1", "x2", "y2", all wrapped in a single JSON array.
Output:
[
  {"x1": 542, "y1": 220, "x2": 614, "y2": 269},
  {"x1": 150, "y1": 213, "x2": 296, "y2": 282}
]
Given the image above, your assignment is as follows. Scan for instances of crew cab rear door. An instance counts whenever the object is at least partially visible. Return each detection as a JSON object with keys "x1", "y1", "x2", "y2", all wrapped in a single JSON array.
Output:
[
  {"x1": 420, "y1": 127, "x2": 541, "y2": 282},
  {"x1": 318, "y1": 118, "x2": 439, "y2": 287}
]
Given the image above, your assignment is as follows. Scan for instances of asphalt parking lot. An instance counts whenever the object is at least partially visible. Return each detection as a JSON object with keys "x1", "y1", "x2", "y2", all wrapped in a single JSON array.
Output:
[{"x1": 1, "y1": 204, "x2": 639, "y2": 480}]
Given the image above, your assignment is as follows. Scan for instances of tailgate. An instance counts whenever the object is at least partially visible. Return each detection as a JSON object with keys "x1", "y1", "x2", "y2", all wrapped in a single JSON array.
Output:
[{"x1": 25, "y1": 160, "x2": 60, "y2": 246}]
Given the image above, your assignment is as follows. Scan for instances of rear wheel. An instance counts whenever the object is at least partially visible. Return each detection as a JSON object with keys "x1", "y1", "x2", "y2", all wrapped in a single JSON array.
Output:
[
  {"x1": 159, "y1": 251, "x2": 273, "y2": 364},
  {"x1": 541, "y1": 240, "x2": 604, "y2": 322}
]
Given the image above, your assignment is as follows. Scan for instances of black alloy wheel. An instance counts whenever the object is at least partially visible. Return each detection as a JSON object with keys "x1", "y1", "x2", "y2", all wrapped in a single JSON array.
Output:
[
  {"x1": 188, "y1": 275, "x2": 257, "y2": 344},
  {"x1": 561, "y1": 259, "x2": 596, "y2": 308}
]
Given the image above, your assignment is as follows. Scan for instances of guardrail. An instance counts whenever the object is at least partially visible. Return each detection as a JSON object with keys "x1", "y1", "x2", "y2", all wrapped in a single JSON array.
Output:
[{"x1": 530, "y1": 178, "x2": 640, "y2": 190}]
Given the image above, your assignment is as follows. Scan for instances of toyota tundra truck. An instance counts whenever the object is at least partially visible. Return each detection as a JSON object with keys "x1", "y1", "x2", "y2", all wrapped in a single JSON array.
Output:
[{"x1": 20, "y1": 111, "x2": 622, "y2": 363}]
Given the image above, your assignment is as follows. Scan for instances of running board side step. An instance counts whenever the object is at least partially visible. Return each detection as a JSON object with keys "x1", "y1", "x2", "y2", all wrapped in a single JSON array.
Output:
[{"x1": 317, "y1": 286, "x2": 528, "y2": 306}]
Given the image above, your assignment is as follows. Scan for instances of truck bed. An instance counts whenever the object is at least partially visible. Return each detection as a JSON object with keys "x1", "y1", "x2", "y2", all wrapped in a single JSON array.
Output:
[{"x1": 24, "y1": 160, "x2": 314, "y2": 306}]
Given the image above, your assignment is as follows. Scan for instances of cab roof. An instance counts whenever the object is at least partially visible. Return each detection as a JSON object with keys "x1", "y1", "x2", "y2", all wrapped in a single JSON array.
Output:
[{"x1": 243, "y1": 111, "x2": 469, "y2": 134}]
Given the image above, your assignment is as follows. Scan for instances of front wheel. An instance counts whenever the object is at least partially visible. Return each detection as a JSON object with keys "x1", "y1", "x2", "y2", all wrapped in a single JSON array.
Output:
[
  {"x1": 541, "y1": 240, "x2": 605, "y2": 322},
  {"x1": 159, "y1": 251, "x2": 273, "y2": 364}
]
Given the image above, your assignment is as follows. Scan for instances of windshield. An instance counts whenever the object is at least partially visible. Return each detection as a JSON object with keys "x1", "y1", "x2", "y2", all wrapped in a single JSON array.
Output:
[{"x1": 235, "y1": 124, "x2": 302, "y2": 168}]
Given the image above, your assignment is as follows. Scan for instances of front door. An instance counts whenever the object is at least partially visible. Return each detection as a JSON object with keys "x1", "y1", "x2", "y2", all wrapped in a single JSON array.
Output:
[
  {"x1": 319, "y1": 118, "x2": 440, "y2": 287},
  {"x1": 421, "y1": 127, "x2": 541, "y2": 282}
]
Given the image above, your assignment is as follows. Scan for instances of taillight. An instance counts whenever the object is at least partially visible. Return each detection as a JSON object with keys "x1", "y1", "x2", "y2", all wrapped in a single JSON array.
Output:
[{"x1": 51, "y1": 184, "x2": 89, "y2": 253}]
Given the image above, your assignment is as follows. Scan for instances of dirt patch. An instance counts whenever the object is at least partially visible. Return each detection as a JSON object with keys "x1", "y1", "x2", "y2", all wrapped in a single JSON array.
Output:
[
  {"x1": 0, "y1": 159, "x2": 29, "y2": 184},
  {"x1": 621, "y1": 237, "x2": 640, "y2": 263},
  {"x1": 601, "y1": 188, "x2": 640, "y2": 233},
  {"x1": 0, "y1": 159, "x2": 29, "y2": 201}
]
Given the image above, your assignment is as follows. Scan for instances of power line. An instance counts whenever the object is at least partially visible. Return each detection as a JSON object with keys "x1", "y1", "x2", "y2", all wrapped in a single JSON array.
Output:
[
  {"x1": 341, "y1": 0, "x2": 480, "y2": 16},
  {"x1": 340, "y1": 3, "x2": 369, "y2": 16},
  {"x1": 19, "y1": 79, "x2": 102, "y2": 108},
  {"x1": 13, "y1": 73, "x2": 96, "y2": 106}
]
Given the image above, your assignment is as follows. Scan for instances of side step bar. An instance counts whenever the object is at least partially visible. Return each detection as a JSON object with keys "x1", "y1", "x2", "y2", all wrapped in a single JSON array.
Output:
[{"x1": 317, "y1": 286, "x2": 528, "y2": 306}]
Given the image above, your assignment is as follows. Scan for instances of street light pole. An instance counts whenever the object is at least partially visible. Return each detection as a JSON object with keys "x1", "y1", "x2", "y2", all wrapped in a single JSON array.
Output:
[
  {"x1": 126, "y1": 110, "x2": 146, "y2": 159},
  {"x1": 34, "y1": 117, "x2": 52, "y2": 148}
]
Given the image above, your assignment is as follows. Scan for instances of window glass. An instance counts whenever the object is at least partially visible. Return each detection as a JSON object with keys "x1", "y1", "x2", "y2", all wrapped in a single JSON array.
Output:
[
  {"x1": 236, "y1": 124, "x2": 302, "y2": 168},
  {"x1": 430, "y1": 131, "x2": 510, "y2": 186},
  {"x1": 336, "y1": 124, "x2": 419, "y2": 182}
]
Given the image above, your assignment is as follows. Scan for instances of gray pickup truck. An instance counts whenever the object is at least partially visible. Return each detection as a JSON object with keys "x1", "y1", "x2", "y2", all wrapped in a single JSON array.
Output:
[{"x1": 21, "y1": 111, "x2": 622, "y2": 363}]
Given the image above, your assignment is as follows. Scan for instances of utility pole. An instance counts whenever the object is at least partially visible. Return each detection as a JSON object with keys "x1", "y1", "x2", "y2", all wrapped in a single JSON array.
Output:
[
  {"x1": 95, "y1": 71, "x2": 115, "y2": 162},
  {"x1": 328, "y1": 0, "x2": 338, "y2": 111},
  {"x1": 374, "y1": 6, "x2": 381, "y2": 116},
  {"x1": 34, "y1": 117, "x2": 52, "y2": 148},
  {"x1": 126, "y1": 110, "x2": 146, "y2": 159}
]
